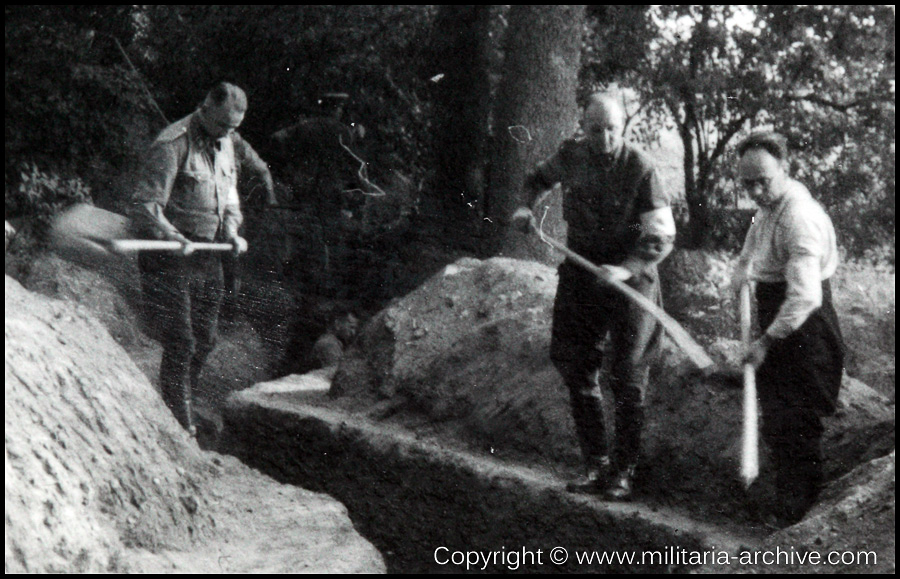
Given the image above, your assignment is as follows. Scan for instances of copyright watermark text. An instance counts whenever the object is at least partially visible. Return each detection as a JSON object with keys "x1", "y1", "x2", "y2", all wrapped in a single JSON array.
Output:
[{"x1": 432, "y1": 545, "x2": 877, "y2": 571}]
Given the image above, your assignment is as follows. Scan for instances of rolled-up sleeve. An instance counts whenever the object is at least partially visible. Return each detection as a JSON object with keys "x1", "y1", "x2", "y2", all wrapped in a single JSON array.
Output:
[
  {"x1": 629, "y1": 166, "x2": 674, "y2": 267},
  {"x1": 633, "y1": 206, "x2": 676, "y2": 265},
  {"x1": 130, "y1": 141, "x2": 184, "y2": 241},
  {"x1": 765, "y1": 212, "x2": 827, "y2": 339}
]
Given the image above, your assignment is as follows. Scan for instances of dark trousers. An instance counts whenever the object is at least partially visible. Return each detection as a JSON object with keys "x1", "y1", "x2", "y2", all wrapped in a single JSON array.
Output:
[
  {"x1": 139, "y1": 251, "x2": 225, "y2": 430},
  {"x1": 221, "y1": 252, "x2": 241, "y2": 319},
  {"x1": 756, "y1": 280, "x2": 844, "y2": 521},
  {"x1": 550, "y1": 261, "x2": 663, "y2": 469}
]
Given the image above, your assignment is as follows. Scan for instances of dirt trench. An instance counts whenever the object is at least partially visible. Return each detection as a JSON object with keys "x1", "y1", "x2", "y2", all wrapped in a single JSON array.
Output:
[
  {"x1": 221, "y1": 386, "x2": 761, "y2": 574},
  {"x1": 218, "y1": 255, "x2": 893, "y2": 574},
  {"x1": 4, "y1": 271, "x2": 384, "y2": 573},
  {"x1": 219, "y1": 372, "x2": 894, "y2": 574}
]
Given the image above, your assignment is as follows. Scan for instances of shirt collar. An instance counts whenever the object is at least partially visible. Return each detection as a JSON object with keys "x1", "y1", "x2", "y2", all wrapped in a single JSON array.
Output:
[
  {"x1": 190, "y1": 112, "x2": 226, "y2": 151},
  {"x1": 767, "y1": 178, "x2": 808, "y2": 210},
  {"x1": 593, "y1": 142, "x2": 624, "y2": 168}
]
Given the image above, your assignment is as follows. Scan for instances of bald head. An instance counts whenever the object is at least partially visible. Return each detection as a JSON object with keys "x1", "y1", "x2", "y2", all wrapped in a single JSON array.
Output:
[
  {"x1": 583, "y1": 93, "x2": 626, "y2": 155},
  {"x1": 199, "y1": 82, "x2": 247, "y2": 138}
]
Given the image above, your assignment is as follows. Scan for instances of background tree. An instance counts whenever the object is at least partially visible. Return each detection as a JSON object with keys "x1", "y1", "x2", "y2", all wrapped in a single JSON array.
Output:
[
  {"x1": 421, "y1": 5, "x2": 495, "y2": 252},
  {"x1": 486, "y1": 4, "x2": 586, "y2": 260},
  {"x1": 584, "y1": 5, "x2": 895, "y2": 255}
]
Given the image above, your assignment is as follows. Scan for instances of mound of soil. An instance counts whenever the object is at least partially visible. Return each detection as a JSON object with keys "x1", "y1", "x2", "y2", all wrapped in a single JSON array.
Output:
[
  {"x1": 6, "y1": 251, "x2": 283, "y2": 438},
  {"x1": 328, "y1": 256, "x2": 895, "y2": 528},
  {"x1": 832, "y1": 263, "x2": 896, "y2": 401},
  {"x1": 5, "y1": 275, "x2": 384, "y2": 573},
  {"x1": 330, "y1": 257, "x2": 574, "y2": 468},
  {"x1": 699, "y1": 452, "x2": 895, "y2": 574}
]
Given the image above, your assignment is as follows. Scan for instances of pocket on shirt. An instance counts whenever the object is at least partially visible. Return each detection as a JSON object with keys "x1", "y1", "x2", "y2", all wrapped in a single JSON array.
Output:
[{"x1": 177, "y1": 170, "x2": 217, "y2": 211}]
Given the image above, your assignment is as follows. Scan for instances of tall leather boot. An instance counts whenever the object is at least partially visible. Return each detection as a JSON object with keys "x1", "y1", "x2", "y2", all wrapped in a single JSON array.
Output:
[{"x1": 605, "y1": 464, "x2": 636, "y2": 501}]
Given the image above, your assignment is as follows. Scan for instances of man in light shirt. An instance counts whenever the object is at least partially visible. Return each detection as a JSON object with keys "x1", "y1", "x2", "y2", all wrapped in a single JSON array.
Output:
[
  {"x1": 130, "y1": 82, "x2": 250, "y2": 435},
  {"x1": 732, "y1": 130, "x2": 845, "y2": 524},
  {"x1": 518, "y1": 93, "x2": 676, "y2": 500}
]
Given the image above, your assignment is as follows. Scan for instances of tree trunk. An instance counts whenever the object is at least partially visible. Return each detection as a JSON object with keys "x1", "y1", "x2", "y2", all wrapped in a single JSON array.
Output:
[
  {"x1": 681, "y1": 5, "x2": 713, "y2": 249},
  {"x1": 422, "y1": 5, "x2": 494, "y2": 252},
  {"x1": 680, "y1": 127, "x2": 712, "y2": 249},
  {"x1": 688, "y1": 171, "x2": 712, "y2": 248},
  {"x1": 485, "y1": 5, "x2": 585, "y2": 260}
]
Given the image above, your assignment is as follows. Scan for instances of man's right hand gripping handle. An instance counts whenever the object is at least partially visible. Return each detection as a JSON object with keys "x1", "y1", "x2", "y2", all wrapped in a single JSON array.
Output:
[{"x1": 168, "y1": 232, "x2": 196, "y2": 256}]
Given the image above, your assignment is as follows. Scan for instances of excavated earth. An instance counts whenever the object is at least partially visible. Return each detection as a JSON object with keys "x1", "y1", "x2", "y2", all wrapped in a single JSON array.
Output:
[
  {"x1": 4, "y1": 271, "x2": 384, "y2": 573},
  {"x1": 224, "y1": 255, "x2": 894, "y2": 573},
  {"x1": 7, "y1": 243, "x2": 894, "y2": 574}
]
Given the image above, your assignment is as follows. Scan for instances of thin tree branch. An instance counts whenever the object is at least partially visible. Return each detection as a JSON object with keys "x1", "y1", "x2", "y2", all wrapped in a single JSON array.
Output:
[
  {"x1": 700, "y1": 115, "x2": 748, "y2": 175},
  {"x1": 111, "y1": 35, "x2": 169, "y2": 125}
]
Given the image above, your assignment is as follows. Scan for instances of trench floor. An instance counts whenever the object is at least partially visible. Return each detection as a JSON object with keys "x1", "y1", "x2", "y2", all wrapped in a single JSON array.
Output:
[{"x1": 219, "y1": 375, "x2": 768, "y2": 573}]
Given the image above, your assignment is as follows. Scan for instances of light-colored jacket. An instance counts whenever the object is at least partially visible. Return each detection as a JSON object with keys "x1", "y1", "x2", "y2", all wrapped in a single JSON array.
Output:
[{"x1": 131, "y1": 112, "x2": 242, "y2": 242}]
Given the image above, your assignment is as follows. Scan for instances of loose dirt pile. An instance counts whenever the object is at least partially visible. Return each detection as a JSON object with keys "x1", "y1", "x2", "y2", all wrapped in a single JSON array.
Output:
[
  {"x1": 7, "y1": 252, "x2": 277, "y2": 409},
  {"x1": 699, "y1": 451, "x2": 895, "y2": 574},
  {"x1": 325, "y1": 255, "x2": 894, "y2": 567},
  {"x1": 5, "y1": 274, "x2": 384, "y2": 573},
  {"x1": 330, "y1": 257, "x2": 575, "y2": 469}
]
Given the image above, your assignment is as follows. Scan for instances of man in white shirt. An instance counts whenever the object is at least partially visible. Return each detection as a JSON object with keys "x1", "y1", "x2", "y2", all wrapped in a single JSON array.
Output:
[{"x1": 732, "y1": 130, "x2": 845, "y2": 525}]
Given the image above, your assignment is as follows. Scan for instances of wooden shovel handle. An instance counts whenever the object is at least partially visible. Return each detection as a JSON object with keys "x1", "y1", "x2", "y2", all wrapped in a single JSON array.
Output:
[
  {"x1": 107, "y1": 239, "x2": 235, "y2": 254},
  {"x1": 527, "y1": 216, "x2": 714, "y2": 371},
  {"x1": 740, "y1": 282, "x2": 759, "y2": 487}
]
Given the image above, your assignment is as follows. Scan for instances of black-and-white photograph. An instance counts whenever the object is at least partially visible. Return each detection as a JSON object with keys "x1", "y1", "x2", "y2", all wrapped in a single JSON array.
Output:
[{"x1": 5, "y1": 5, "x2": 894, "y2": 573}]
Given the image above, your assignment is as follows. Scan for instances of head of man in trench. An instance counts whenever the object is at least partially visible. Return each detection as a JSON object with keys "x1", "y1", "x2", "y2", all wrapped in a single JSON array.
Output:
[{"x1": 736, "y1": 130, "x2": 791, "y2": 209}]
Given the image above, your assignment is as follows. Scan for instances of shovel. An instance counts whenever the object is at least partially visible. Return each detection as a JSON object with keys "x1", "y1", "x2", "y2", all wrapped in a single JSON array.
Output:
[
  {"x1": 104, "y1": 239, "x2": 234, "y2": 254},
  {"x1": 48, "y1": 203, "x2": 235, "y2": 262},
  {"x1": 740, "y1": 282, "x2": 760, "y2": 487},
  {"x1": 522, "y1": 212, "x2": 715, "y2": 372}
]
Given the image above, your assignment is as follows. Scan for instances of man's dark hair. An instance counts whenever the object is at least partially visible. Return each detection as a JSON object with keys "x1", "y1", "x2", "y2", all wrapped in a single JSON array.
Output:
[{"x1": 737, "y1": 130, "x2": 788, "y2": 160}]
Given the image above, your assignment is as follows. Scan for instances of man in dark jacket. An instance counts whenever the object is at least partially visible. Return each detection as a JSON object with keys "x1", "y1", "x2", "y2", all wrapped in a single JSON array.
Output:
[{"x1": 518, "y1": 92, "x2": 676, "y2": 500}]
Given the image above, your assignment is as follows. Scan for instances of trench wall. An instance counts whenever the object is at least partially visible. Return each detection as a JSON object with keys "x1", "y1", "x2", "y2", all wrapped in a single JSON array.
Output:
[{"x1": 222, "y1": 391, "x2": 754, "y2": 574}]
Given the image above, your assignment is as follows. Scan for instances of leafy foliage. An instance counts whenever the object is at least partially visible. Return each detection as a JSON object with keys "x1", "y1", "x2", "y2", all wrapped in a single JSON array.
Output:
[
  {"x1": 5, "y1": 6, "x2": 157, "y2": 217},
  {"x1": 583, "y1": 5, "x2": 895, "y2": 259},
  {"x1": 5, "y1": 162, "x2": 93, "y2": 241}
]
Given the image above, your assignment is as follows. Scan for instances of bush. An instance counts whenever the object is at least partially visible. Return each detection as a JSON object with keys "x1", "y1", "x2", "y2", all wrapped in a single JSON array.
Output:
[
  {"x1": 5, "y1": 8, "x2": 158, "y2": 214},
  {"x1": 5, "y1": 163, "x2": 93, "y2": 233}
]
